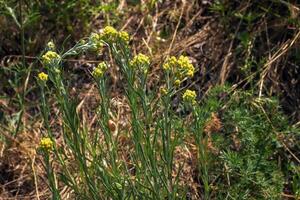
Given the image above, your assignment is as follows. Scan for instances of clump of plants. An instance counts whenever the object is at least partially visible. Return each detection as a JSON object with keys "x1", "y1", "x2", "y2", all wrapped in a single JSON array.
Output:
[
  {"x1": 210, "y1": 0, "x2": 300, "y2": 121},
  {"x1": 37, "y1": 26, "x2": 300, "y2": 199}
]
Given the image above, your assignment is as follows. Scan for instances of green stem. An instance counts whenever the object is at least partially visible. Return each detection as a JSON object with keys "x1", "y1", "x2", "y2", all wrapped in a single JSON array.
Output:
[
  {"x1": 19, "y1": 0, "x2": 25, "y2": 67},
  {"x1": 14, "y1": 0, "x2": 26, "y2": 137},
  {"x1": 45, "y1": 153, "x2": 61, "y2": 200}
]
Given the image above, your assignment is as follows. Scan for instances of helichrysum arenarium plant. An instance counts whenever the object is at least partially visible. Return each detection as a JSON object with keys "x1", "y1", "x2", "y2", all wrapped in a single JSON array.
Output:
[{"x1": 37, "y1": 26, "x2": 297, "y2": 199}]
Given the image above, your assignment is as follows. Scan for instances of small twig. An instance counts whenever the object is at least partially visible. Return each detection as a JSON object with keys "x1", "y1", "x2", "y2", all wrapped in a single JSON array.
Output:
[
  {"x1": 131, "y1": 17, "x2": 145, "y2": 39},
  {"x1": 31, "y1": 156, "x2": 40, "y2": 200},
  {"x1": 166, "y1": 0, "x2": 186, "y2": 56},
  {"x1": 258, "y1": 30, "x2": 300, "y2": 87},
  {"x1": 229, "y1": 30, "x2": 300, "y2": 94},
  {"x1": 121, "y1": 16, "x2": 134, "y2": 30},
  {"x1": 145, "y1": 3, "x2": 159, "y2": 49},
  {"x1": 1, "y1": 55, "x2": 101, "y2": 64},
  {"x1": 281, "y1": 192, "x2": 298, "y2": 199}
]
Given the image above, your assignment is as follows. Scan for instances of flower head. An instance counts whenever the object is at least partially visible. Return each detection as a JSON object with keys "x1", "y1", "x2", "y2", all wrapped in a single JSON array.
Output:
[
  {"x1": 90, "y1": 32, "x2": 100, "y2": 42},
  {"x1": 99, "y1": 26, "x2": 119, "y2": 43},
  {"x1": 174, "y1": 79, "x2": 181, "y2": 87},
  {"x1": 182, "y1": 89, "x2": 197, "y2": 104},
  {"x1": 177, "y1": 55, "x2": 194, "y2": 78},
  {"x1": 42, "y1": 51, "x2": 60, "y2": 65},
  {"x1": 186, "y1": 69, "x2": 194, "y2": 77},
  {"x1": 160, "y1": 87, "x2": 168, "y2": 95},
  {"x1": 92, "y1": 68, "x2": 104, "y2": 78},
  {"x1": 119, "y1": 31, "x2": 130, "y2": 43},
  {"x1": 92, "y1": 62, "x2": 108, "y2": 79},
  {"x1": 130, "y1": 53, "x2": 150, "y2": 68},
  {"x1": 47, "y1": 41, "x2": 55, "y2": 50},
  {"x1": 103, "y1": 26, "x2": 118, "y2": 37},
  {"x1": 162, "y1": 55, "x2": 195, "y2": 81},
  {"x1": 38, "y1": 72, "x2": 48, "y2": 82},
  {"x1": 163, "y1": 56, "x2": 177, "y2": 71},
  {"x1": 98, "y1": 26, "x2": 130, "y2": 44},
  {"x1": 40, "y1": 137, "x2": 53, "y2": 152},
  {"x1": 89, "y1": 33, "x2": 103, "y2": 50}
]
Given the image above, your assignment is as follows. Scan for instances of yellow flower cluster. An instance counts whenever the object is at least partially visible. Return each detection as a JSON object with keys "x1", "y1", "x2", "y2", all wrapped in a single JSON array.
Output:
[
  {"x1": 162, "y1": 56, "x2": 177, "y2": 71},
  {"x1": 162, "y1": 55, "x2": 195, "y2": 86},
  {"x1": 160, "y1": 87, "x2": 168, "y2": 95},
  {"x1": 177, "y1": 55, "x2": 195, "y2": 78},
  {"x1": 90, "y1": 33, "x2": 103, "y2": 50},
  {"x1": 174, "y1": 79, "x2": 181, "y2": 87},
  {"x1": 119, "y1": 31, "x2": 130, "y2": 42},
  {"x1": 90, "y1": 26, "x2": 129, "y2": 49},
  {"x1": 182, "y1": 89, "x2": 197, "y2": 104},
  {"x1": 100, "y1": 26, "x2": 130, "y2": 44},
  {"x1": 42, "y1": 51, "x2": 60, "y2": 65},
  {"x1": 40, "y1": 137, "x2": 53, "y2": 152},
  {"x1": 92, "y1": 62, "x2": 108, "y2": 78},
  {"x1": 130, "y1": 53, "x2": 150, "y2": 68},
  {"x1": 102, "y1": 26, "x2": 119, "y2": 39},
  {"x1": 38, "y1": 72, "x2": 48, "y2": 81}
]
